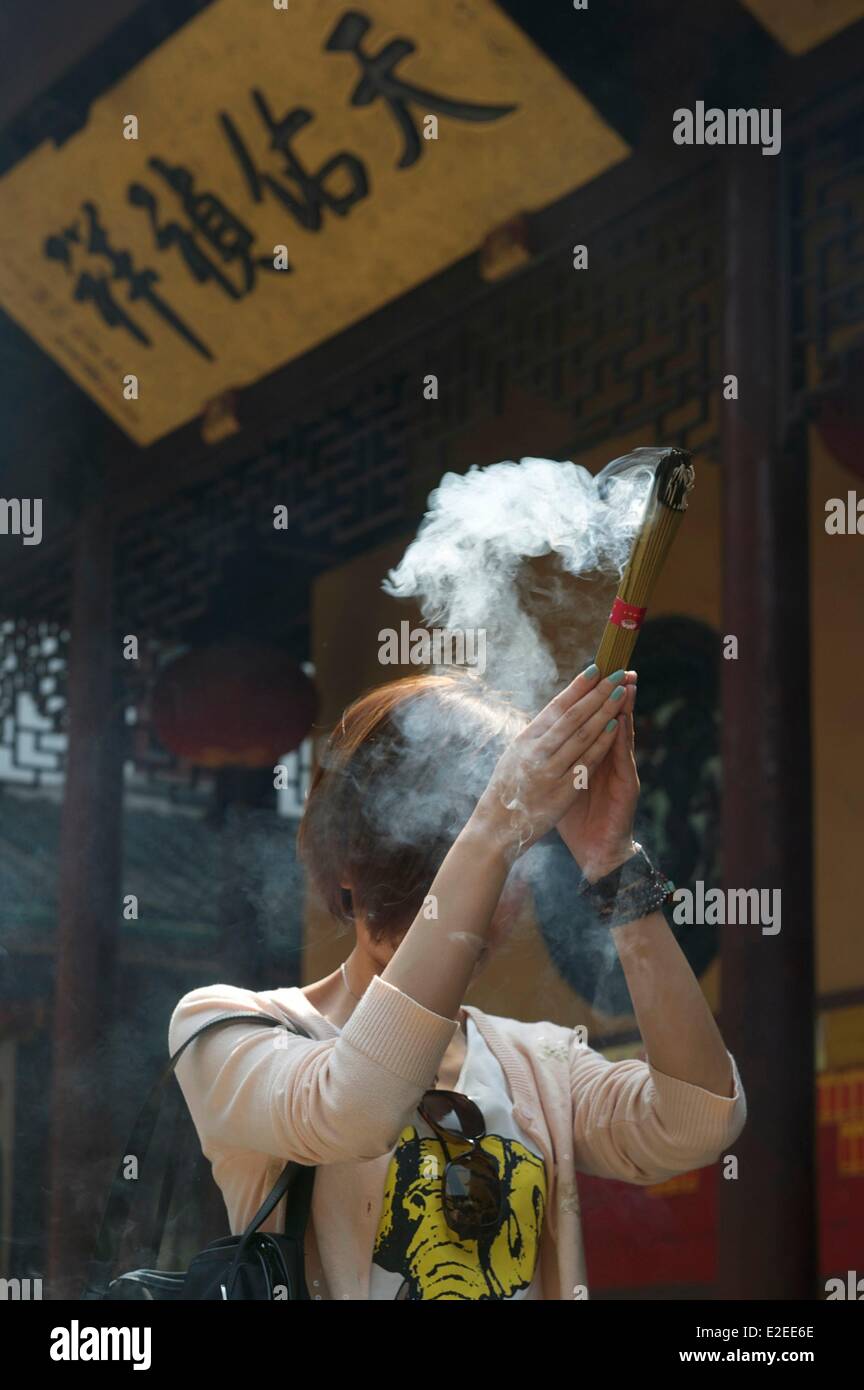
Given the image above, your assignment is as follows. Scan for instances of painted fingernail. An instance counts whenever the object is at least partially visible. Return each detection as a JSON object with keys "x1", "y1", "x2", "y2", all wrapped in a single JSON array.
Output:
[
  {"x1": 610, "y1": 685, "x2": 626, "y2": 702},
  {"x1": 582, "y1": 663, "x2": 599, "y2": 679},
  {"x1": 605, "y1": 718, "x2": 618, "y2": 733},
  {"x1": 608, "y1": 669, "x2": 626, "y2": 686}
]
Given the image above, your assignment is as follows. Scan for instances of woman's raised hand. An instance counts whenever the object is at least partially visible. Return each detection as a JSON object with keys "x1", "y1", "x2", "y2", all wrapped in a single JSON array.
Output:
[
  {"x1": 471, "y1": 665, "x2": 631, "y2": 859},
  {"x1": 556, "y1": 668, "x2": 639, "y2": 881}
]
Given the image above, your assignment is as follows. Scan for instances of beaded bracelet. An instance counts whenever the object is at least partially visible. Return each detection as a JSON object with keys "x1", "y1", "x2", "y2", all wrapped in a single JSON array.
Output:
[{"x1": 576, "y1": 842, "x2": 675, "y2": 928}]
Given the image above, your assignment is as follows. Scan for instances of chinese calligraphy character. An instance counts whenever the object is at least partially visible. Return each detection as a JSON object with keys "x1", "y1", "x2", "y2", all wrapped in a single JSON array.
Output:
[
  {"x1": 326, "y1": 10, "x2": 518, "y2": 169},
  {"x1": 220, "y1": 93, "x2": 369, "y2": 231},
  {"x1": 44, "y1": 201, "x2": 212, "y2": 359},
  {"x1": 129, "y1": 157, "x2": 288, "y2": 299}
]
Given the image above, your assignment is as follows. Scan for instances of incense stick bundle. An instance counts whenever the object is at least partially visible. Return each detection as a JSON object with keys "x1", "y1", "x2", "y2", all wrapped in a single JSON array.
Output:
[{"x1": 594, "y1": 447, "x2": 695, "y2": 677}]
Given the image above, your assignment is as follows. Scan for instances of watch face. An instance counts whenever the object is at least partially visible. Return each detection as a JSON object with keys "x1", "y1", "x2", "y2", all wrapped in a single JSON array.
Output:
[{"x1": 530, "y1": 616, "x2": 719, "y2": 1018}]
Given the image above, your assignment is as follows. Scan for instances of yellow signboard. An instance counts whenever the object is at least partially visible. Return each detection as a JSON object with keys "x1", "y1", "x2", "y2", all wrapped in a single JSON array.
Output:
[
  {"x1": 741, "y1": 0, "x2": 864, "y2": 54},
  {"x1": 0, "y1": 0, "x2": 628, "y2": 445}
]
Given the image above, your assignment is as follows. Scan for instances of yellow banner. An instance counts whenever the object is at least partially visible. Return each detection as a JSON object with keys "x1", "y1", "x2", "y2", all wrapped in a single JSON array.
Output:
[{"x1": 0, "y1": 0, "x2": 628, "y2": 444}]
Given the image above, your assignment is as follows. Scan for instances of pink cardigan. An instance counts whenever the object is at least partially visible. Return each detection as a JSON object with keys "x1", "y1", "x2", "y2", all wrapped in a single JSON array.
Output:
[{"x1": 169, "y1": 973, "x2": 746, "y2": 1300}]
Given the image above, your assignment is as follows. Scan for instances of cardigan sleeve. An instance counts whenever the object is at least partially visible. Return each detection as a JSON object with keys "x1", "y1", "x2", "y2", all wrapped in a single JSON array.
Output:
[
  {"x1": 168, "y1": 975, "x2": 458, "y2": 1166},
  {"x1": 569, "y1": 1037, "x2": 746, "y2": 1183}
]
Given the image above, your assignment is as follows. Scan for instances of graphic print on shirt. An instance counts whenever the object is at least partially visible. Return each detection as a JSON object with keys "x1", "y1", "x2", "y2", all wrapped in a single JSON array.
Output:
[{"x1": 372, "y1": 1126, "x2": 547, "y2": 1299}]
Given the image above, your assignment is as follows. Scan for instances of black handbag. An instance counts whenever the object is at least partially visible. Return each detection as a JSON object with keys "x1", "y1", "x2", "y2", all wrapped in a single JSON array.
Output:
[{"x1": 81, "y1": 1010, "x2": 317, "y2": 1301}]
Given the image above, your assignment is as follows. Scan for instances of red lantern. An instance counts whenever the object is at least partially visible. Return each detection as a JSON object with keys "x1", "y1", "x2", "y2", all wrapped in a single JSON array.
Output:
[{"x1": 150, "y1": 642, "x2": 318, "y2": 768}]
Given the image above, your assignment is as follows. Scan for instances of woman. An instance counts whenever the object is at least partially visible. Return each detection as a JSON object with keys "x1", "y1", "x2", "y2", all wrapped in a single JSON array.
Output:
[{"x1": 169, "y1": 662, "x2": 746, "y2": 1300}]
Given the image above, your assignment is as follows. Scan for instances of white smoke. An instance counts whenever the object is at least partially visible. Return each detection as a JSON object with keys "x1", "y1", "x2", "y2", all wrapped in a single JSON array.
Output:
[{"x1": 383, "y1": 454, "x2": 656, "y2": 711}]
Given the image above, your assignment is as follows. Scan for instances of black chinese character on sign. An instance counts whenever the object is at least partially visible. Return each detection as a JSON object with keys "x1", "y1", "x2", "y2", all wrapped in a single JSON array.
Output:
[
  {"x1": 325, "y1": 10, "x2": 518, "y2": 169},
  {"x1": 44, "y1": 201, "x2": 213, "y2": 359},
  {"x1": 220, "y1": 93, "x2": 369, "y2": 231},
  {"x1": 129, "y1": 158, "x2": 289, "y2": 298}
]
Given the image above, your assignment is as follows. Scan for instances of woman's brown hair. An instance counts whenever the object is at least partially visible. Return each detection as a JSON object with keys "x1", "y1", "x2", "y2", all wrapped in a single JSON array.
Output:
[{"x1": 296, "y1": 672, "x2": 527, "y2": 942}]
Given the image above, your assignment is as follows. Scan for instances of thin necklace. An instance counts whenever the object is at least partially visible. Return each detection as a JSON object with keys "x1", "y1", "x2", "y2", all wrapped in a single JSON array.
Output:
[{"x1": 340, "y1": 959, "x2": 362, "y2": 1002}]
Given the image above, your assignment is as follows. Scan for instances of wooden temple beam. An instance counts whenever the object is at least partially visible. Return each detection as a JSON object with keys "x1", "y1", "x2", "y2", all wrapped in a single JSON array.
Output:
[
  {"x1": 46, "y1": 493, "x2": 124, "y2": 1298},
  {"x1": 717, "y1": 146, "x2": 816, "y2": 1299}
]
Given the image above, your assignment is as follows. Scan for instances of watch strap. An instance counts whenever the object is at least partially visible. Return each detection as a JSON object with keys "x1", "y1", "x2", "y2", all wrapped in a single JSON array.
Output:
[{"x1": 576, "y1": 842, "x2": 675, "y2": 928}]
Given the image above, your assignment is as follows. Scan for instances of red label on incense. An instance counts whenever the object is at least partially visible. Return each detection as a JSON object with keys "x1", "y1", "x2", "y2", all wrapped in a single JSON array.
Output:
[{"x1": 609, "y1": 597, "x2": 647, "y2": 631}]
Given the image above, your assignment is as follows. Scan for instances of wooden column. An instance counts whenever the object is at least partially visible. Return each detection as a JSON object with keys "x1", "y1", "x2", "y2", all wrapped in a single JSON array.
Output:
[
  {"x1": 717, "y1": 148, "x2": 816, "y2": 1298},
  {"x1": 47, "y1": 497, "x2": 124, "y2": 1298}
]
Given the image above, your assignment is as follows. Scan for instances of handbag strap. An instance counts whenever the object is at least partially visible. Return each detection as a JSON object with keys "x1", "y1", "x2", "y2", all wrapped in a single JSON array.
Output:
[{"x1": 82, "y1": 1009, "x2": 315, "y2": 1298}]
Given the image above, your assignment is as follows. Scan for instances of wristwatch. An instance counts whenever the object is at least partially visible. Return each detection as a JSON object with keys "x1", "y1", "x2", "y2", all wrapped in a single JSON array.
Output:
[{"x1": 576, "y1": 842, "x2": 675, "y2": 928}]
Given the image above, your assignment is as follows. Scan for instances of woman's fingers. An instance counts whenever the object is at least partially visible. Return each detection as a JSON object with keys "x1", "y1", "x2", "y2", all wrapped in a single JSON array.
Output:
[
  {"x1": 569, "y1": 677, "x2": 637, "y2": 785},
  {"x1": 567, "y1": 710, "x2": 622, "y2": 781},
  {"x1": 540, "y1": 667, "x2": 633, "y2": 759},
  {"x1": 528, "y1": 663, "x2": 603, "y2": 738},
  {"x1": 531, "y1": 666, "x2": 638, "y2": 743},
  {"x1": 550, "y1": 677, "x2": 631, "y2": 774},
  {"x1": 533, "y1": 668, "x2": 614, "y2": 749},
  {"x1": 618, "y1": 684, "x2": 638, "y2": 768}
]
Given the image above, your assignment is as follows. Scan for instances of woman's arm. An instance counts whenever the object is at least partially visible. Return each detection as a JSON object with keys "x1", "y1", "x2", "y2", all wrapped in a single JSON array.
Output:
[
  {"x1": 379, "y1": 815, "x2": 511, "y2": 1017},
  {"x1": 557, "y1": 671, "x2": 734, "y2": 1098},
  {"x1": 168, "y1": 981, "x2": 459, "y2": 1166},
  {"x1": 610, "y1": 910, "x2": 734, "y2": 1097},
  {"x1": 560, "y1": 684, "x2": 746, "y2": 1182},
  {"x1": 568, "y1": 1033, "x2": 745, "y2": 1185}
]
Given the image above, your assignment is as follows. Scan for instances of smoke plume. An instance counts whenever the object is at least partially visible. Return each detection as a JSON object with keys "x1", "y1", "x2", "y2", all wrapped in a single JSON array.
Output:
[{"x1": 383, "y1": 454, "x2": 655, "y2": 711}]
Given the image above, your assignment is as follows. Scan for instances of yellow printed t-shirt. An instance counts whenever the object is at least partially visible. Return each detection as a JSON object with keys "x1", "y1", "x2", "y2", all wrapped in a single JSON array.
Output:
[{"x1": 370, "y1": 1015, "x2": 547, "y2": 1300}]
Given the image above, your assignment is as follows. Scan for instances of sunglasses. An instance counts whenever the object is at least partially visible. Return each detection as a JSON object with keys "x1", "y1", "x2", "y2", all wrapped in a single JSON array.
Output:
[
  {"x1": 416, "y1": 1089, "x2": 503, "y2": 1238},
  {"x1": 394, "y1": 1090, "x2": 503, "y2": 1300}
]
